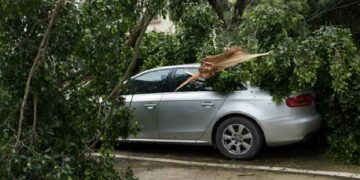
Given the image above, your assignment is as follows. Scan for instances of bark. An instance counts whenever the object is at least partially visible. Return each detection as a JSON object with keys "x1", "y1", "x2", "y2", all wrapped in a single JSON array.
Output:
[
  {"x1": 15, "y1": 0, "x2": 65, "y2": 148},
  {"x1": 231, "y1": 0, "x2": 248, "y2": 25}
]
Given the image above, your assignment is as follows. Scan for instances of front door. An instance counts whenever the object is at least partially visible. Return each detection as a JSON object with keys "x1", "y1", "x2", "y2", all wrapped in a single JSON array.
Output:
[
  {"x1": 125, "y1": 69, "x2": 172, "y2": 139},
  {"x1": 159, "y1": 68, "x2": 225, "y2": 140}
]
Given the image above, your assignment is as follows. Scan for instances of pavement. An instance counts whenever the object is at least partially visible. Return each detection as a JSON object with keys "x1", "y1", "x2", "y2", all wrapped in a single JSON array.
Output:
[{"x1": 116, "y1": 159, "x2": 341, "y2": 180}]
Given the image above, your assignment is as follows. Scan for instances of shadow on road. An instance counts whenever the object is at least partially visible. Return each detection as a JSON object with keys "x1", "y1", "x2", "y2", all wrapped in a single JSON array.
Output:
[{"x1": 114, "y1": 140, "x2": 360, "y2": 173}]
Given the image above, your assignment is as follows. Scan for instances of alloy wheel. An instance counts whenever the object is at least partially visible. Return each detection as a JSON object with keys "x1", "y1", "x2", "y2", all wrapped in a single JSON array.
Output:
[{"x1": 222, "y1": 124, "x2": 253, "y2": 155}]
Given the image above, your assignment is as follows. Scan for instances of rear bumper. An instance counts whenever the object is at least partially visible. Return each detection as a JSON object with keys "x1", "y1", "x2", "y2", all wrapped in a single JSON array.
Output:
[{"x1": 261, "y1": 112, "x2": 322, "y2": 146}]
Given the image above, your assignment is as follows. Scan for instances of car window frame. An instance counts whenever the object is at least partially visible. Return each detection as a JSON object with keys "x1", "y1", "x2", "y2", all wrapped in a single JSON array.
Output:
[
  {"x1": 129, "y1": 68, "x2": 174, "y2": 95},
  {"x1": 165, "y1": 67, "x2": 247, "y2": 93}
]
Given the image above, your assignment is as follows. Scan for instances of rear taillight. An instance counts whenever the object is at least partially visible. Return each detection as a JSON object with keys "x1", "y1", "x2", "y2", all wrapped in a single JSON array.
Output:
[{"x1": 286, "y1": 93, "x2": 314, "y2": 107}]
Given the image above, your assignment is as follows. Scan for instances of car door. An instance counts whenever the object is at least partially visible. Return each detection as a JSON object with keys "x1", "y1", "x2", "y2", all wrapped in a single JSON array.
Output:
[
  {"x1": 124, "y1": 69, "x2": 172, "y2": 139},
  {"x1": 159, "y1": 67, "x2": 226, "y2": 140}
]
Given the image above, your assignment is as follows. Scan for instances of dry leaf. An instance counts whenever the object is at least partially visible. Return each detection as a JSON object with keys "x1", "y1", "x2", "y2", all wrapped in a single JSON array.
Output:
[{"x1": 175, "y1": 47, "x2": 269, "y2": 91}]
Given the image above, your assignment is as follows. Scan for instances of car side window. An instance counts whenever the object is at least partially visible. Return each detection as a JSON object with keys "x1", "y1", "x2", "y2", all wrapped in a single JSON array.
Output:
[
  {"x1": 171, "y1": 68, "x2": 213, "y2": 92},
  {"x1": 131, "y1": 69, "x2": 171, "y2": 94}
]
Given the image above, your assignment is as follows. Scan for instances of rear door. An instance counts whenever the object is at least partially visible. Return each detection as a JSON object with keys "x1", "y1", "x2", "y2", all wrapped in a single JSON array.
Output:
[
  {"x1": 124, "y1": 69, "x2": 172, "y2": 139},
  {"x1": 159, "y1": 67, "x2": 226, "y2": 140}
]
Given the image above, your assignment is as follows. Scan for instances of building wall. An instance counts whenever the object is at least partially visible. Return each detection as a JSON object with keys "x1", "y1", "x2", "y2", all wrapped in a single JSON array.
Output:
[{"x1": 146, "y1": 15, "x2": 175, "y2": 33}]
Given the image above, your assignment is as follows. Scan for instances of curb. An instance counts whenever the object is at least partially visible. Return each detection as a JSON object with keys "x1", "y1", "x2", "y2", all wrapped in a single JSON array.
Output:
[{"x1": 103, "y1": 153, "x2": 360, "y2": 179}]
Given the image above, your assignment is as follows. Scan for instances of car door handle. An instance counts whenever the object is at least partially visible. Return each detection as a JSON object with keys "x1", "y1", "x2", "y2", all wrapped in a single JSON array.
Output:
[
  {"x1": 201, "y1": 102, "x2": 214, "y2": 108},
  {"x1": 144, "y1": 103, "x2": 156, "y2": 110}
]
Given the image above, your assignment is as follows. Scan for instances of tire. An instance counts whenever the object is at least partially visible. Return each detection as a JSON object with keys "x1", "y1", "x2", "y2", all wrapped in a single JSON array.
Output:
[{"x1": 215, "y1": 116, "x2": 264, "y2": 159}]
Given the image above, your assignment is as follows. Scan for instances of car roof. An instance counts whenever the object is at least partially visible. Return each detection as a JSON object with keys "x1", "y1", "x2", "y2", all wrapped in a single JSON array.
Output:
[{"x1": 150, "y1": 63, "x2": 200, "y2": 71}]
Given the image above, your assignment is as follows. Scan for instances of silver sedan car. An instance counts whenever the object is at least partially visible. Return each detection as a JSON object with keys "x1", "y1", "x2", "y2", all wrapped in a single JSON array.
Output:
[{"x1": 123, "y1": 64, "x2": 321, "y2": 159}]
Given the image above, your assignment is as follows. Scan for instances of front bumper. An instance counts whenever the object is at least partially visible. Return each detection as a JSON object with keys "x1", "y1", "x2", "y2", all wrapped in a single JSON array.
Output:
[{"x1": 261, "y1": 112, "x2": 322, "y2": 146}]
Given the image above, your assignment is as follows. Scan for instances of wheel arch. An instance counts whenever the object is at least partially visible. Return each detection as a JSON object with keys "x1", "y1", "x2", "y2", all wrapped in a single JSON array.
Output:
[{"x1": 211, "y1": 113, "x2": 266, "y2": 146}]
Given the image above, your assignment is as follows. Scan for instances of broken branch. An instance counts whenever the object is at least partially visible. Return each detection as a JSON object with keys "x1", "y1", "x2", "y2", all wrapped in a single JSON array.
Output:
[{"x1": 175, "y1": 47, "x2": 269, "y2": 91}]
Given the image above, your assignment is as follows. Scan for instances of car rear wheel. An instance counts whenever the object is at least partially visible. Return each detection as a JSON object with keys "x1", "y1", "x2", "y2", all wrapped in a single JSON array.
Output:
[{"x1": 215, "y1": 116, "x2": 264, "y2": 159}]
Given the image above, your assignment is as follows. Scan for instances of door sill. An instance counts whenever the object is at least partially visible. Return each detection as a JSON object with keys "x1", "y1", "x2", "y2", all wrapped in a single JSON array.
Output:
[{"x1": 118, "y1": 138, "x2": 210, "y2": 145}]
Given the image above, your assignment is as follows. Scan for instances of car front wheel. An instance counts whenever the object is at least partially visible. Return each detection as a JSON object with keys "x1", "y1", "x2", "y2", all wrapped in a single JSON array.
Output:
[{"x1": 215, "y1": 116, "x2": 264, "y2": 159}]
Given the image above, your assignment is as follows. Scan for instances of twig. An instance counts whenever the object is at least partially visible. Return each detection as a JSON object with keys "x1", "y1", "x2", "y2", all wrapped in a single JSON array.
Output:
[
  {"x1": 212, "y1": 29, "x2": 218, "y2": 50},
  {"x1": 15, "y1": 0, "x2": 65, "y2": 148},
  {"x1": 305, "y1": 1, "x2": 360, "y2": 23},
  {"x1": 33, "y1": 94, "x2": 37, "y2": 134},
  {"x1": 59, "y1": 69, "x2": 93, "y2": 93},
  {"x1": 30, "y1": 94, "x2": 38, "y2": 146}
]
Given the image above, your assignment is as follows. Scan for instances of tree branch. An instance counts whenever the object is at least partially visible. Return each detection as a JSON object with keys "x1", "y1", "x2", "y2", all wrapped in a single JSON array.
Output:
[
  {"x1": 231, "y1": 0, "x2": 248, "y2": 25},
  {"x1": 15, "y1": 0, "x2": 65, "y2": 148},
  {"x1": 59, "y1": 69, "x2": 93, "y2": 93},
  {"x1": 107, "y1": 11, "x2": 155, "y2": 100}
]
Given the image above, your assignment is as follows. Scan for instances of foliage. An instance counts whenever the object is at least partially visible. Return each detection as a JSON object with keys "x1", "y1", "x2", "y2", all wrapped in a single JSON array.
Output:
[
  {"x1": 168, "y1": 0, "x2": 206, "y2": 22},
  {"x1": 0, "y1": 0, "x2": 161, "y2": 178},
  {"x1": 139, "y1": 1, "x2": 218, "y2": 71},
  {"x1": 205, "y1": 67, "x2": 244, "y2": 94},
  {"x1": 140, "y1": 32, "x2": 183, "y2": 71},
  {"x1": 175, "y1": 2, "x2": 219, "y2": 64}
]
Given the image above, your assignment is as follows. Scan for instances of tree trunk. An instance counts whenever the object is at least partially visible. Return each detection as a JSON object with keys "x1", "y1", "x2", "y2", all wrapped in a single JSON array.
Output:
[{"x1": 231, "y1": 0, "x2": 248, "y2": 25}]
